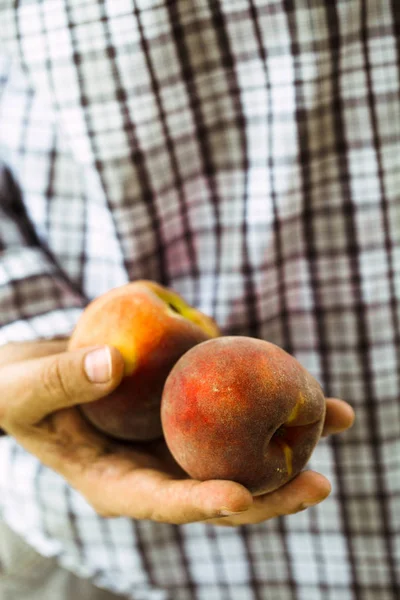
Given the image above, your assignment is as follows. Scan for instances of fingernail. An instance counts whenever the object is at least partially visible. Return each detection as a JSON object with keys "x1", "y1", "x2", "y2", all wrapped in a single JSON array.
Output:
[
  {"x1": 299, "y1": 503, "x2": 315, "y2": 511},
  {"x1": 298, "y1": 499, "x2": 323, "y2": 511},
  {"x1": 219, "y1": 507, "x2": 248, "y2": 517},
  {"x1": 84, "y1": 347, "x2": 112, "y2": 383}
]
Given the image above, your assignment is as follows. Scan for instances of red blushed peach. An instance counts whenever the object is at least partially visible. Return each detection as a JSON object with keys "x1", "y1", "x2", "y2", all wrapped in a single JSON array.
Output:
[
  {"x1": 68, "y1": 281, "x2": 220, "y2": 441},
  {"x1": 161, "y1": 336, "x2": 326, "y2": 495}
]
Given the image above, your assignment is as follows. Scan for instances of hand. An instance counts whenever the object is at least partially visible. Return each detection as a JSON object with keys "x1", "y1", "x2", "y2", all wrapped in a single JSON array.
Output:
[{"x1": 0, "y1": 339, "x2": 355, "y2": 526}]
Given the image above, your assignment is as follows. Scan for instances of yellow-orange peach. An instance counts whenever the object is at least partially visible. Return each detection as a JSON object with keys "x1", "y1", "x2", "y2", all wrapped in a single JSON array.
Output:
[
  {"x1": 161, "y1": 336, "x2": 326, "y2": 495},
  {"x1": 69, "y1": 281, "x2": 219, "y2": 441}
]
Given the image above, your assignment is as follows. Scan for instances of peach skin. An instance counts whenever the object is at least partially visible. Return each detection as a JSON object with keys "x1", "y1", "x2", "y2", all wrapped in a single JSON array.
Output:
[
  {"x1": 68, "y1": 281, "x2": 219, "y2": 441},
  {"x1": 161, "y1": 336, "x2": 326, "y2": 495}
]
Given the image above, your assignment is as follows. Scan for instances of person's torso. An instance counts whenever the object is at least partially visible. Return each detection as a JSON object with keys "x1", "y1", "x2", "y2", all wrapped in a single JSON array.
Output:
[{"x1": 0, "y1": 2, "x2": 399, "y2": 598}]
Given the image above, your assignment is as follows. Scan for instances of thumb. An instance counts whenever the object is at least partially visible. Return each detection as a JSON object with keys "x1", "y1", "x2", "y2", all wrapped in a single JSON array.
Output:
[{"x1": 1, "y1": 346, "x2": 125, "y2": 429}]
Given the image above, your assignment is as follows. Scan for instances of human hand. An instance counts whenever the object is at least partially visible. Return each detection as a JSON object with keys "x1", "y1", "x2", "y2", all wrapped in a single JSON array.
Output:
[{"x1": 0, "y1": 339, "x2": 354, "y2": 526}]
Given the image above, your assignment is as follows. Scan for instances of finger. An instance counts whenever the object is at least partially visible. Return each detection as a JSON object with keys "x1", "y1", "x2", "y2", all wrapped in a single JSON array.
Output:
[
  {"x1": 207, "y1": 470, "x2": 331, "y2": 527},
  {"x1": 79, "y1": 462, "x2": 254, "y2": 523},
  {"x1": 11, "y1": 407, "x2": 254, "y2": 524},
  {"x1": 0, "y1": 345, "x2": 125, "y2": 430},
  {"x1": 0, "y1": 338, "x2": 69, "y2": 367},
  {"x1": 322, "y1": 398, "x2": 355, "y2": 437}
]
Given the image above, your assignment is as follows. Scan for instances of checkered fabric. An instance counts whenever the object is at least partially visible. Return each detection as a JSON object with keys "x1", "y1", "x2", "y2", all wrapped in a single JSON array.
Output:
[{"x1": 0, "y1": 1, "x2": 399, "y2": 598}]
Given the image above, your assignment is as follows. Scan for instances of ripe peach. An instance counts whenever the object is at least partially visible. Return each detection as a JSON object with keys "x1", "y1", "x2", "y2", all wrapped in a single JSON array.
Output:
[
  {"x1": 68, "y1": 281, "x2": 219, "y2": 441},
  {"x1": 161, "y1": 336, "x2": 326, "y2": 495}
]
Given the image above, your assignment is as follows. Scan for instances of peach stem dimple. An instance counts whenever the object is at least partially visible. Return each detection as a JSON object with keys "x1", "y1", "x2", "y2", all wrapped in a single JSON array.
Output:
[
  {"x1": 168, "y1": 303, "x2": 180, "y2": 314},
  {"x1": 275, "y1": 439, "x2": 293, "y2": 477}
]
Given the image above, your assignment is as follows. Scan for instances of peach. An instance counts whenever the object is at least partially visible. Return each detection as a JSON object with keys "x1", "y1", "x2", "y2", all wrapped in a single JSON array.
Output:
[
  {"x1": 161, "y1": 336, "x2": 326, "y2": 495},
  {"x1": 68, "y1": 281, "x2": 219, "y2": 441}
]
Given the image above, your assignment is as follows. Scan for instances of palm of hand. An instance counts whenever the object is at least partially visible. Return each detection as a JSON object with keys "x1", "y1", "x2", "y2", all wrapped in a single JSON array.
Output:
[{"x1": 0, "y1": 339, "x2": 354, "y2": 525}]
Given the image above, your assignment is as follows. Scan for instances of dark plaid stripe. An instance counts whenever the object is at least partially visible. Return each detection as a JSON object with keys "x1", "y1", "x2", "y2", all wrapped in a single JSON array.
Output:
[
  {"x1": 250, "y1": 2, "x2": 300, "y2": 598},
  {"x1": 204, "y1": 526, "x2": 232, "y2": 600},
  {"x1": 2, "y1": 69, "x2": 66, "y2": 317},
  {"x1": 292, "y1": 0, "x2": 361, "y2": 595},
  {"x1": 130, "y1": 520, "x2": 158, "y2": 591},
  {"x1": 360, "y1": 0, "x2": 400, "y2": 405},
  {"x1": 39, "y1": 0, "x2": 89, "y2": 293},
  {"x1": 207, "y1": 4, "x2": 262, "y2": 597},
  {"x1": 282, "y1": 0, "x2": 360, "y2": 596},
  {"x1": 284, "y1": 2, "x2": 329, "y2": 598},
  {"x1": 63, "y1": 0, "x2": 167, "y2": 286},
  {"x1": 326, "y1": 2, "x2": 397, "y2": 597},
  {"x1": 0, "y1": 167, "x2": 40, "y2": 249},
  {"x1": 98, "y1": 0, "x2": 169, "y2": 285},
  {"x1": 166, "y1": 1, "x2": 222, "y2": 317},
  {"x1": 38, "y1": 0, "x2": 56, "y2": 241},
  {"x1": 132, "y1": 0, "x2": 200, "y2": 303},
  {"x1": 362, "y1": 0, "x2": 400, "y2": 594},
  {"x1": 65, "y1": 483, "x2": 86, "y2": 567},
  {"x1": 249, "y1": 0, "x2": 292, "y2": 349},
  {"x1": 210, "y1": 0, "x2": 259, "y2": 338}
]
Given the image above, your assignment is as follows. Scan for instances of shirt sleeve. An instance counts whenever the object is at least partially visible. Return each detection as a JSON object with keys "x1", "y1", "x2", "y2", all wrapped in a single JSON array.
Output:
[
  {"x1": 0, "y1": 165, "x2": 86, "y2": 436},
  {"x1": 0, "y1": 164, "x2": 85, "y2": 344}
]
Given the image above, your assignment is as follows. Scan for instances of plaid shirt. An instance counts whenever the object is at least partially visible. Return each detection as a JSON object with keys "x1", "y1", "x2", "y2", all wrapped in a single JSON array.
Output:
[{"x1": 0, "y1": 1, "x2": 399, "y2": 598}]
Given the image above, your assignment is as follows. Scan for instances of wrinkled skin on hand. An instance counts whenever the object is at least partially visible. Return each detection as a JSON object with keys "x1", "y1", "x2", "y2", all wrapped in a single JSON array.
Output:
[{"x1": 0, "y1": 339, "x2": 355, "y2": 525}]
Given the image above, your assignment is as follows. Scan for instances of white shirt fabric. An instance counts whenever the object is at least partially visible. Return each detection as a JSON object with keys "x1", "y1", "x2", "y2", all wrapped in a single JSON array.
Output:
[{"x1": 0, "y1": 1, "x2": 399, "y2": 598}]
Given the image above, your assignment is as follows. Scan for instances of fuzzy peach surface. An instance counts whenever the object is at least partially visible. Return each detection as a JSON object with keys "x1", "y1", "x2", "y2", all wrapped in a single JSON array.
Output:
[
  {"x1": 69, "y1": 281, "x2": 220, "y2": 441},
  {"x1": 161, "y1": 336, "x2": 326, "y2": 495}
]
